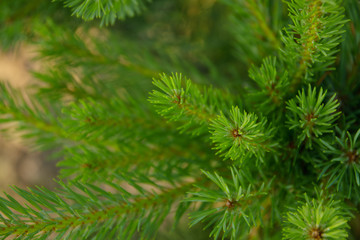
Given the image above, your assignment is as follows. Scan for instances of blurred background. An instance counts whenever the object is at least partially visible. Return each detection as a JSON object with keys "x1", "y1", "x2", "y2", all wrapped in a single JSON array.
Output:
[{"x1": 0, "y1": 46, "x2": 58, "y2": 192}]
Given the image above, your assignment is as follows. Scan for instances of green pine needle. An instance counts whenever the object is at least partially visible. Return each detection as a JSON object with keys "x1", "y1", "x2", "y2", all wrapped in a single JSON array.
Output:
[
  {"x1": 210, "y1": 106, "x2": 278, "y2": 164},
  {"x1": 286, "y1": 85, "x2": 340, "y2": 148},
  {"x1": 283, "y1": 194, "x2": 350, "y2": 240},
  {"x1": 59, "y1": 0, "x2": 151, "y2": 25},
  {"x1": 186, "y1": 167, "x2": 269, "y2": 240},
  {"x1": 316, "y1": 128, "x2": 360, "y2": 201}
]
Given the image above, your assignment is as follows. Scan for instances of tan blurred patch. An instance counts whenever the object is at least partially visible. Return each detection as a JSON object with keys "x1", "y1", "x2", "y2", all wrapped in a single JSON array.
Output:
[
  {"x1": 0, "y1": 44, "x2": 39, "y2": 88},
  {"x1": 0, "y1": 44, "x2": 57, "y2": 193}
]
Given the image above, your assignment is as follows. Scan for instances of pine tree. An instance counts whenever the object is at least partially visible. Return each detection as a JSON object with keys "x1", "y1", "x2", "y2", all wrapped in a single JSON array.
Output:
[{"x1": 0, "y1": 0, "x2": 359, "y2": 239}]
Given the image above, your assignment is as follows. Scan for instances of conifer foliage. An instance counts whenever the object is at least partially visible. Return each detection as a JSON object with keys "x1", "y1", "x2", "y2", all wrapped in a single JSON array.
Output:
[{"x1": 0, "y1": 0, "x2": 359, "y2": 239}]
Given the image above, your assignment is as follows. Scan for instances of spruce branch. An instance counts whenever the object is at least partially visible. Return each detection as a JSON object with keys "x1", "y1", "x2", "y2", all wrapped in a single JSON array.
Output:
[
  {"x1": 0, "y1": 174, "x2": 199, "y2": 239},
  {"x1": 0, "y1": 0, "x2": 67, "y2": 49},
  {"x1": 34, "y1": 22, "x2": 157, "y2": 78},
  {"x1": 220, "y1": 0, "x2": 283, "y2": 64},
  {"x1": 58, "y1": 140, "x2": 212, "y2": 182},
  {"x1": 33, "y1": 70, "x2": 105, "y2": 102},
  {"x1": 281, "y1": 0, "x2": 347, "y2": 88},
  {"x1": 149, "y1": 73, "x2": 233, "y2": 136},
  {"x1": 248, "y1": 56, "x2": 289, "y2": 114},
  {"x1": 57, "y1": 0, "x2": 151, "y2": 25},
  {"x1": 60, "y1": 97, "x2": 167, "y2": 145},
  {"x1": 286, "y1": 85, "x2": 340, "y2": 148},
  {"x1": 283, "y1": 193, "x2": 350, "y2": 240},
  {"x1": 0, "y1": 82, "x2": 130, "y2": 155},
  {"x1": 58, "y1": 95, "x2": 215, "y2": 180},
  {"x1": 0, "y1": 81, "x2": 67, "y2": 150},
  {"x1": 243, "y1": 0, "x2": 281, "y2": 50},
  {"x1": 210, "y1": 106, "x2": 278, "y2": 164},
  {"x1": 33, "y1": 19, "x2": 161, "y2": 101},
  {"x1": 316, "y1": 128, "x2": 360, "y2": 200},
  {"x1": 186, "y1": 168, "x2": 269, "y2": 240}
]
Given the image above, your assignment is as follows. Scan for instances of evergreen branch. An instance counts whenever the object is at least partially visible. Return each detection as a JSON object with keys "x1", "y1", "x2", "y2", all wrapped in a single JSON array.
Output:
[
  {"x1": 0, "y1": 175, "x2": 199, "y2": 239},
  {"x1": 283, "y1": 192, "x2": 351, "y2": 240},
  {"x1": 248, "y1": 56, "x2": 289, "y2": 114},
  {"x1": 243, "y1": 0, "x2": 281, "y2": 50},
  {"x1": 58, "y1": 95, "x2": 217, "y2": 180},
  {"x1": 316, "y1": 127, "x2": 360, "y2": 201},
  {"x1": 186, "y1": 168, "x2": 269, "y2": 240},
  {"x1": 0, "y1": 82, "x2": 67, "y2": 150},
  {"x1": 210, "y1": 106, "x2": 278, "y2": 164},
  {"x1": 4, "y1": 0, "x2": 45, "y2": 24},
  {"x1": 33, "y1": 20, "x2": 160, "y2": 101},
  {"x1": 289, "y1": 0, "x2": 323, "y2": 83},
  {"x1": 57, "y1": 0, "x2": 151, "y2": 25},
  {"x1": 61, "y1": 97, "x2": 163, "y2": 143},
  {"x1": 281, "y1": 0, "x2": 347, "y2": 89},
  {"x1": 58, "y1": 140, "x2": 212, "y2": 182},
  {"x1": 0, "y1": 0, "x2": 66, "y2": 49},
  {"x1": 0, "y1": 82, "x2": 118, "y2": 153},
  {"x1": 149, "y1": 73, "x2": 233, "y2": 136},
  {"x1": 221, "y1": 0, "x2": 283, "y2": 64},
  {"x1": 33, "y1": 70, "x2": 105, "y2": 102},
  {"x1": 286, "y1": 85, "x2": 340, "y2": 148}
]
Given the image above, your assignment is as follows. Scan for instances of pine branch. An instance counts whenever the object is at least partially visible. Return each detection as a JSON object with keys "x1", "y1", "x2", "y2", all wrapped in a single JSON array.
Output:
[
  {"x1": 58, "y1": 139, "x2": 213, "y2": 182},
  {"x1": 220, "y1": 0, "x2": 283, "y2": 64},
  {"x1": 0, "y1": 0, "x2": 66, "y2": 49},
  {"x1": 210, "y1": 106, "x2": 278, "y2": 164},
  {"x1": 0, "y1": 175, "x2": 200, "y2": 239},
  {"x1": 0, "y1": 82, "x2": 129, "y2": 155},
  {"x1": 0, "y1": 82, "x2": 69, "y2": 150},
  {"x1": 281, "y1": 0, "x2": 347, "y2": 89},
  {"x1": 35, "y1": 23, "x2": 157, "y2": 78},
  {"x1": 286, "y1": 85, "x2": 340, "y2": 148},
  {"x1": 248, "y1": 56, "x2": 289, "y2": 114},
  {"x1": 0, "y1": 82, "x2": 133, "y2": 157},
  {"x1": 57, "y1": 95, "x2": 217, "y2": 180},
  {"x1": 33, "y1": 19, "x2": 195, "y2": 102},
  {"x1": 61, "y1": 97, "x2": 163, "y2": 143},
  {"x1": 186, "y1": 167, "x2": 270, "y2": 240},
  {"x1": 243, "y1": 0, "x2": 281, "y2": 50},
  {"x1": 58, "y1": 0, "x2": 151, "y2": 25},
  {"x1": 149, "y1": 73, "x2": 235, "y2": 136},
  {"x1": 316, "y1": 127, "x2": 360, "y2": 201},
  {"x1": 283, "y1": 191, "x2": 351, "y2": 240}
]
